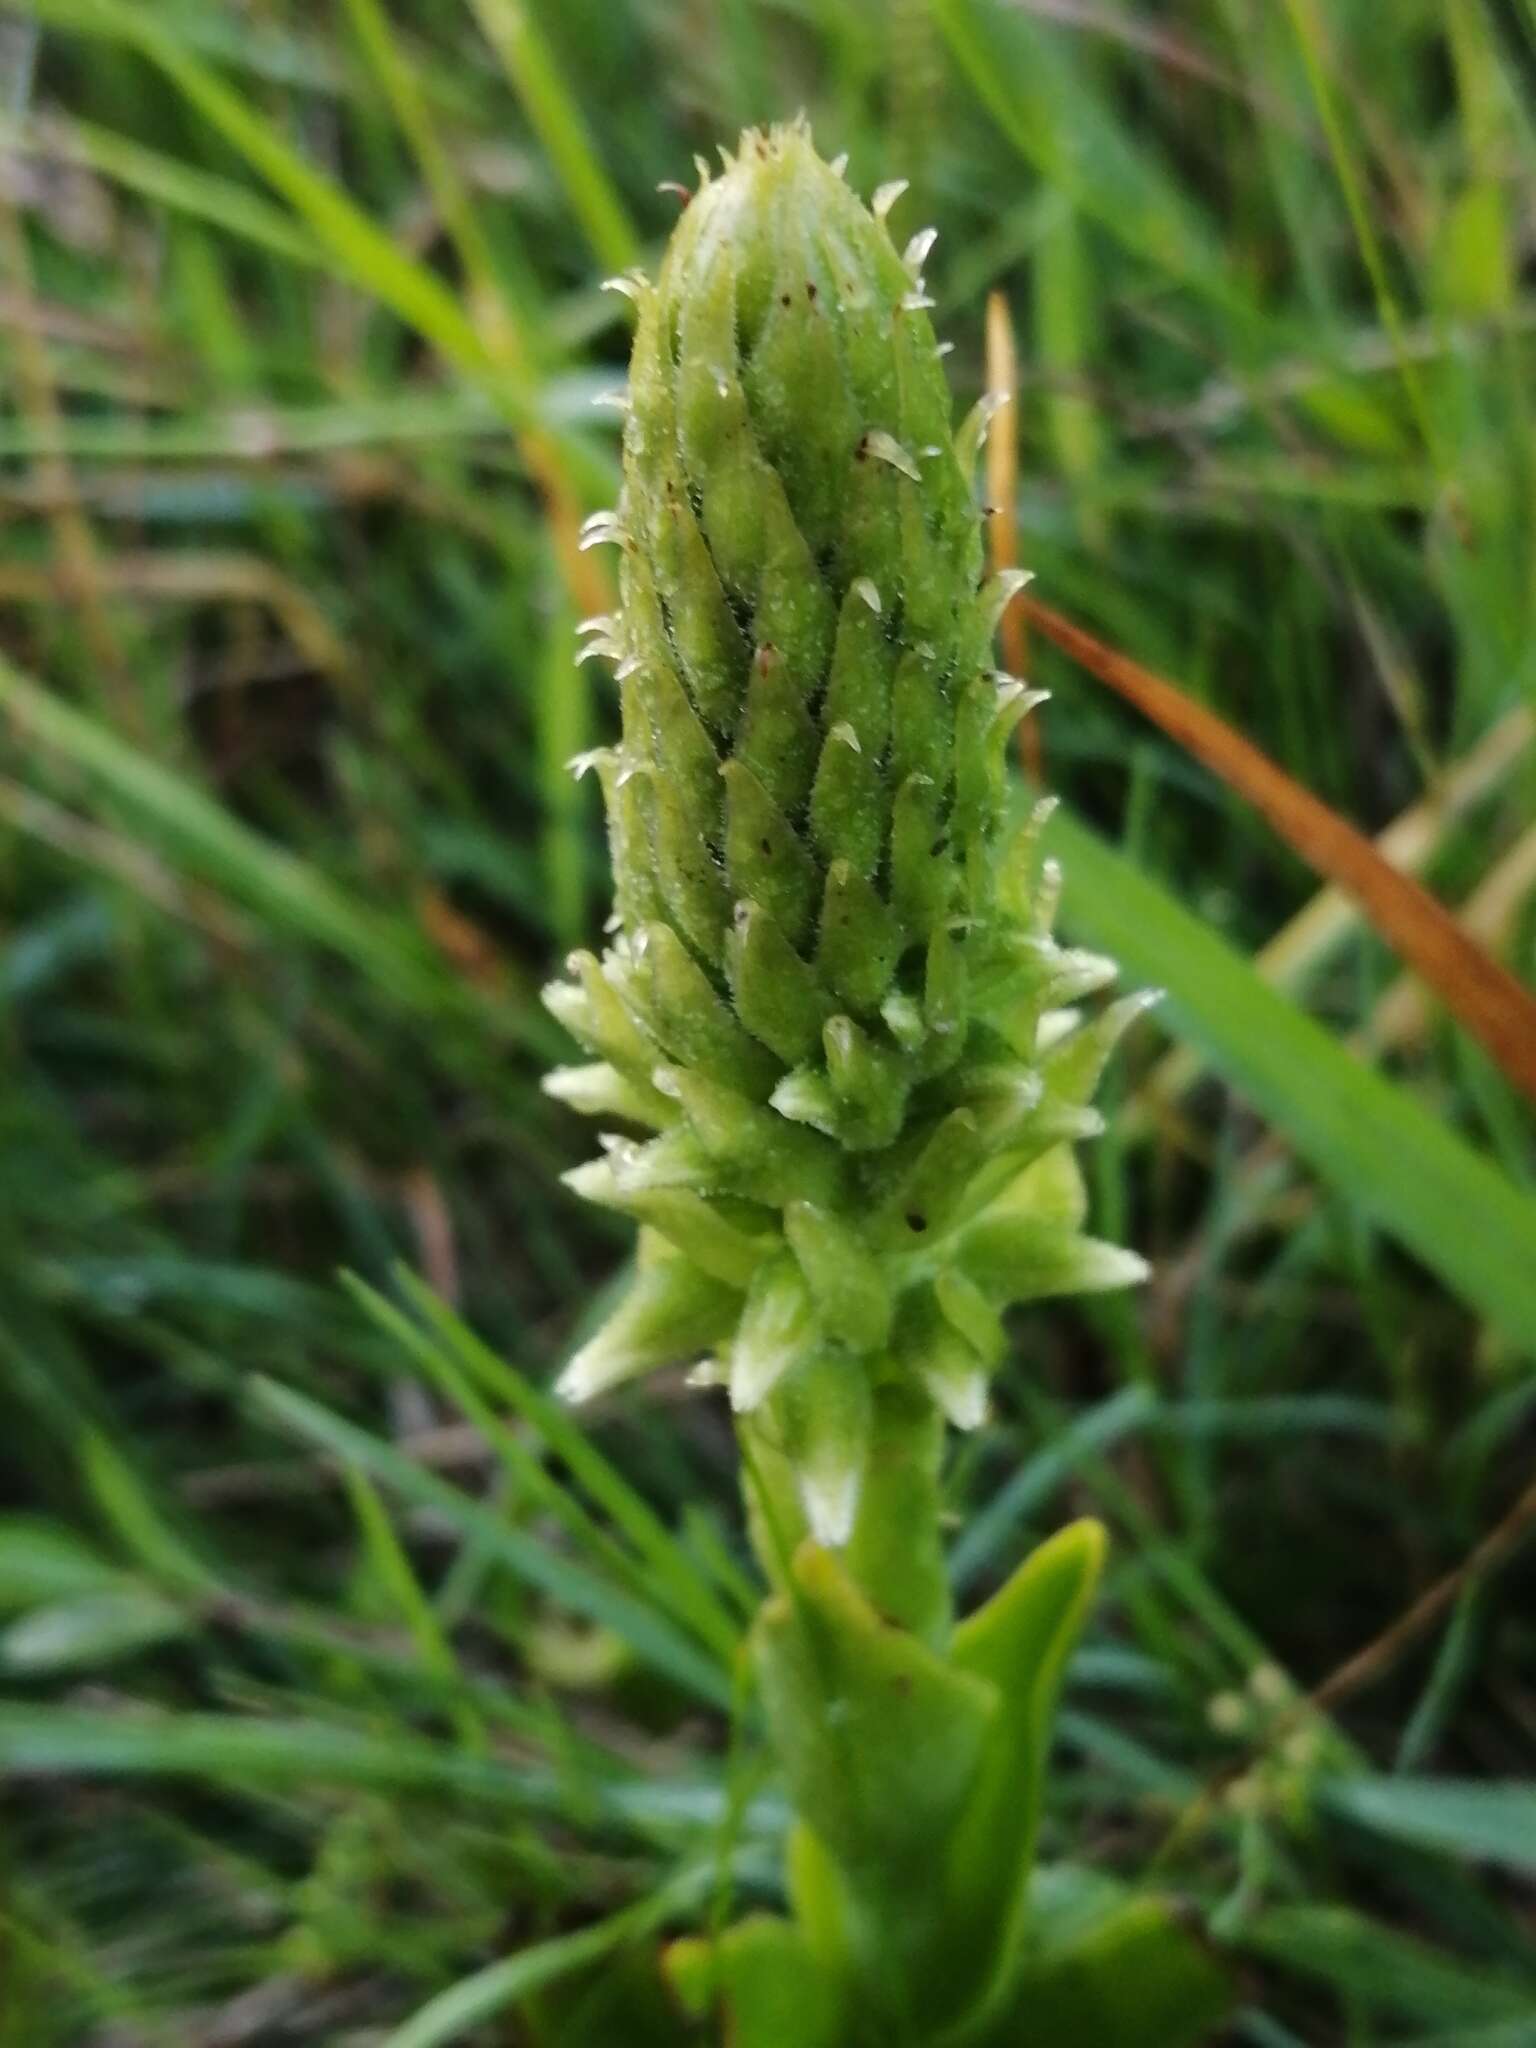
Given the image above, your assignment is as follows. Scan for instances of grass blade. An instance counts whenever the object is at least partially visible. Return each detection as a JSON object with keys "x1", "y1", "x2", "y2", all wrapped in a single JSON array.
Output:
[
  {"x1": 0, "y1": 648, "x2": 535, "y2": 1037},
  {"x1": 246, "y1": 1374, "x2": 734, "y2": 1708},
  {"x1": 1324, "y1": 1777, "x2": 1536, "y2": 1878},
  {"x1": 1025, "y1": 596, "x2": 1536, "y2": 1104},
  {"x1": 382, "y1": 1861, "x2": 710, "y2": 2048},
  {"x1": 463, "y1": 0, "x2": 639, "y2": 275},
  {"x1": 1046, "y1": 804, "x2": 1536, "y2": 1356},
  {"x1": 17, "y1": 0, "x2": 526, "y2": 414}
]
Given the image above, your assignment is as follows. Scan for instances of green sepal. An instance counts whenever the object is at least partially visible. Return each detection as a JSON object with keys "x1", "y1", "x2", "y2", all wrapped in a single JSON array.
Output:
[
  {"x1": 934, "y1": 1267, "x2": 1005, "y2": 1367},
  {"x1": 620, "y1": 922, "x2": 778, "y2": 1097},
  {"x1": 823, "y1": 578, "x2": 894, "y2": 753},
  {"x1": 629, "y1": 658, "x2": 721, "y2": 835},
  {"x1": 816, "y1": 860, "x2": 902, "y2": 1015},
  {"x1": 748, "y1": 486, "x2": 837, "y2": 690},
  {"x1": 555, "y1": 1244, "x2": 741, "y2": 1403},
  {"x1": 894, "y1": 1289, "x2": 990, "y2": 1431},
  {"x1": 742, "y1": 225, "x2": 862, "y2": 562},
  {"x1": 723, "y1": 759, "x2": 821, "y2": 947},
  {"x1": 890, "y1": 646, "x2": 952, "y2": 790},
  {"x1": 890, "y1": 772, "x2": 956, "y2": 933},
  {"x1": 727, "y1": 900, "x2": 833, "y2": 1065},
  {"x1": 562, "y1": 1156, "x2": 775, "y2": 1290},
  {"x1": 542, "y1": 1061, "x2": 676, "y2": 1130},
  {"x1": 809, "y1": 719, "x2": 887, "y2": 873},
  {"x1": 588, "y1": 749, "x2": 668, "y2": 934},
  {"x1": 957, "y1": 1214, "x2": 1149, "y2": 1307},
  {"x1": 657, "y1": 1065, "x2": 842, "y2": 1208},
  {"x1": 543, "y1": 947, "x2": 655, "y2": 1077},
  {"x1": 923, "y1": 921, "x2": 969, "y2": 1055},
  {"x1": 784, "y1": 1199, "x2": 893, "y2": 1351},
  {"x1": 972, "y1": 932, "x2": 1120, "y2": 1047},
  {"x1": 770, "y1": 1353, "x2": 874, "y2": 1547},
  {"x1": 1041, "y1": 989, "x2": 1162, "y2": 1107},
  {"x1": 986, "y1": 1144, "x2": 1090, "y2": 1232},
  {"x1": 736, "y1": 642, "x2": 821, "y2": 813},
  {"x1": 872, "y1": 1108, "x2": 987, "y2": 1246},
  {"x1": 822, "y1": 1013, "x2": 910, "y2": 1149},
  {"x1": 729, "y1": 1251, "x2": 819, "y2": 1414},
  {"x1": 645, "y1": 768, "x2": 731, "y2": 958}
]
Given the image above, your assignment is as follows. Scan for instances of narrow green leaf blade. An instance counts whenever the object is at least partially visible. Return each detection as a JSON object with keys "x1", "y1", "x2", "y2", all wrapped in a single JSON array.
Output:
[
  {"x1": 1047, "y1": 806, "x2": 1536, "y2": 1355},
  {"x1": 1324, "y1": 1775, "x2": 1536, "y2": 1878},
  {"x1": 247, "y1": 1375, "x2": 733, "y2": 1708}
]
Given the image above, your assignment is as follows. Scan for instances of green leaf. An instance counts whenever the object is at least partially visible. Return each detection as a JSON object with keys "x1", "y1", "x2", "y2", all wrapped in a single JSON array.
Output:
[
  {"x1": 1323, "y1": 1775, "x2": 1536, "y2": 1878},
  {"x1": 1047, "y1": 806, "x2": 1536, "y2": 1358},
  {"x1": 382, "y1": 1862, "x2": 712, "y2": 2048},
  {"x1": 666, "y1": 1917, "x2": 845, "y2": 2048},
  {"x1": 0, "y1": 1588, "x2": 188, "y2": 1675},
  {"x1": 387, "y1": 1268, "x2": 746, "y2": 1662},
  {"x1": 464, "y1": 0, "x2": 639, "y2": 275},
  {"x1": 19, "y1": 0, "x2": 529, "y2": 416},
  {"x1": 926, "y1": 1520, "x2": 1106, "y2": 2025},
  {"x1": 0, "y1": 650, "x2": 525, "y2": 1040},
  {"x1": 247, "y1": 1375, "x2": 733, "y2": 1709},
  {"x1": 0, "y1": 1518, "x2": 123, "y2": 1610},
  {"x1": 979, "y1": 1890, "x2": 1231, "y2": 2048},
  {"x1": 752, "y1": 1543, "x2": 994, "y2": 1918},
  {"x1": 1241, "y1": 1906, "x2": 1534, "y2": 2026},
  {"x1": 0, "y1": 109, "x2": 323, "y2": 261},
  {"x1": 930, "y1": 0, "x2": 1240, "y2": 314}
]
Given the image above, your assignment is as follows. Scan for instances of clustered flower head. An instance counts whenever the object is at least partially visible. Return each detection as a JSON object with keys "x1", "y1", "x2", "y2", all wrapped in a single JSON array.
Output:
[{"x1": 545, "y1": 119, "x2": 1152, "y2": 1548}]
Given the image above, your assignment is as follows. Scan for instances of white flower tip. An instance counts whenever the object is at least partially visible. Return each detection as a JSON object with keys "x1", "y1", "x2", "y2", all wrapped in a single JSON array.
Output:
[
  {"x1": 903, "y1": 226, "x2": 938, "y2": 276},
  {"x1": 926, "y1": 1368, "x2": 989, "y2": 1432},
  {"x1": 729, "y1": 1348, "x2": 783, "y2": 1415},
  {"x1": 800, "y1": 1466, "x2": 860, "y2": 1549},
  {"x1": 860, "y1": 428, "x2": 921, "y2": 481},
  {"x1": 554, "y1": 1352, "x2": 601, "y2": 1404}
]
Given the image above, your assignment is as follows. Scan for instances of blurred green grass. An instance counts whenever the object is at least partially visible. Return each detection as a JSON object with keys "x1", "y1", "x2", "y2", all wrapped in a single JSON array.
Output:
[{"x1": 1, "y1": 2, "x2": 1534, "y2": 2042}]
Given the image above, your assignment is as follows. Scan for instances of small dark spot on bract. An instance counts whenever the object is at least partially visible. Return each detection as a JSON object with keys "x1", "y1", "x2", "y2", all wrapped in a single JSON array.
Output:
[
  {"x1": 931, "y1": 837, "x2": 948, "y2": 858},
  {"x1": 760, "y1": 838, "x2": 773, "y2": 857},
  {"x1": 906, "y1": 1211, "x2": 928, "y2": 1234},
  {"x1": 780, "y1": 290, "x2": 792, "y2": 307},
  {"x1": 806, "y1": 280, "x2": 818, "y2": 302},
  {"x1": 891, "y1": 1672, "x2": 913, "y2": 1697}
]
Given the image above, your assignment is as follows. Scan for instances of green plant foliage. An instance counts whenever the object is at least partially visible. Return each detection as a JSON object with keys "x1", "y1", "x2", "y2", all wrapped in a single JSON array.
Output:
[
  {"x1": 6, "y1": 4, "x2": 1536, "y2": 2043},
  {"x1": 979, "y1": 1886, "x2": 1232, "y2": 2048}
]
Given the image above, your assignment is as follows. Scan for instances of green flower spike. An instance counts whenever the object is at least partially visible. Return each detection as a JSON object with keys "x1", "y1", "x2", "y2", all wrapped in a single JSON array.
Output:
[
  {"x1": 545, "y1": 120, "x2": 1152, "y2": 1609},
  {"x1": 546, "y1": 127, "x2": 1233, "y2": 2048}
]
